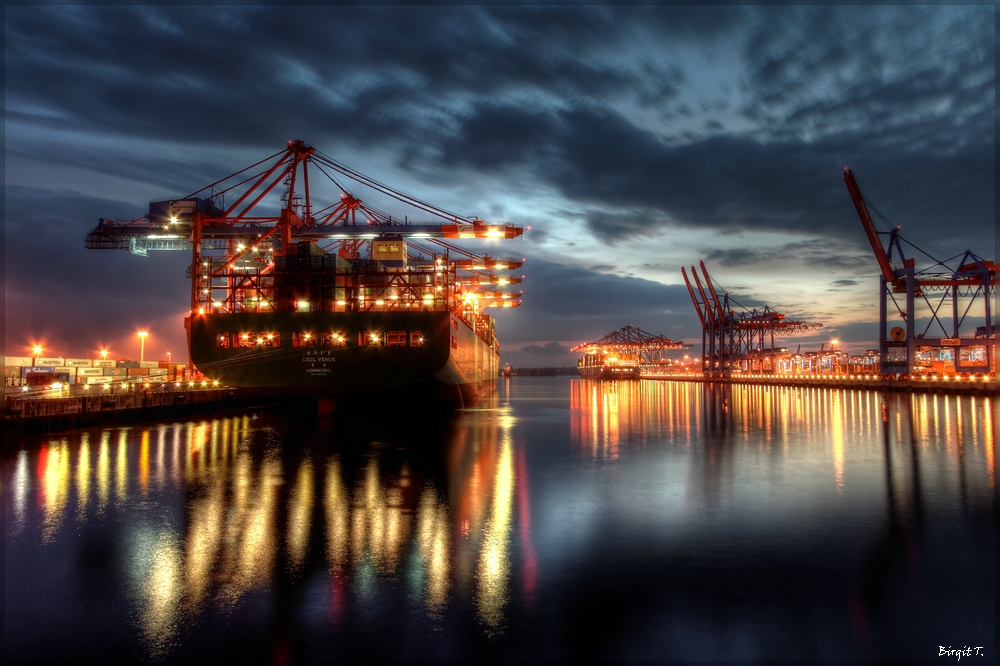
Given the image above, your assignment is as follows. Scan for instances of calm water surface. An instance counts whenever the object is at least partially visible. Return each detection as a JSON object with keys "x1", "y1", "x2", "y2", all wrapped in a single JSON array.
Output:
[{"x1": 4, "y1": 378, "x2": 995, "y2": 661}]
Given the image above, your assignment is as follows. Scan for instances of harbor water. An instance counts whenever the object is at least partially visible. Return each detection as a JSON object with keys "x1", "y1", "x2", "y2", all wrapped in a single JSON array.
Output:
[{"x1": 3, "y1": 377, "x2": 995, "y2": 661}]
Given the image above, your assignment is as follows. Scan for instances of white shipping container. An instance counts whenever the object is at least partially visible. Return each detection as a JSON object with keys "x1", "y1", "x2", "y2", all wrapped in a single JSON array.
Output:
[
  {"x1": 145, "y1": 376, "x2": 168, "y2": 383},
  {"x1": 65, "y1": 358, "x2": 93, "y2": 367},
  {"x1": 147, "y1": 368, "x2": 168, "y2": 376},
  {"x1": 78, "y1": 367, "x2": 104, "y2": 376},
  {"x1": 86, "y1": 376, "x2": 114, "y2": 384},
  {"x1": 139, "y1": 361, "x2": 159, "y2": 369},
  {"x1": 54, "y1": 366, "x2": 78, "y2": 375},
  {"x1": 4, "y1": 356, "x2": 34, "y2": 367},
  {"x1": 36, "y1": 357, "x2": 64, "y2": 366},
  {"x1": 93, "y1": 359, "x2": 117, "y2": 368}
]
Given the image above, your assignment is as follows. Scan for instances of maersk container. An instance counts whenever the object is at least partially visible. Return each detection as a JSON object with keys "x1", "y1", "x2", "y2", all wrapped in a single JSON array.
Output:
[
  {"x1": 35, "y1": 357, "x2": 64, "y2": 366},
  {"x1": 4, "y1": 356, "x2": 33, "y2": 367},
  {"x1": 86, "y1": 376, "x2": 113, "y2": 384},
  {"x1": 78, "y1": 367, "x2": 104, "y2": 376},
  {"x1": 93, "y1": 359, "x2": 116, "y2": 368},
  {"x1": 65, "y1": 358, "x2": 92, "y2": 367}
]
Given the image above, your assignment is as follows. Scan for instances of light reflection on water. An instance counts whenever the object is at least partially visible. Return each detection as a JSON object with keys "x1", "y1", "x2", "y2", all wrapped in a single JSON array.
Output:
[{"x1": 3, "y1": 378, "x2": 995, "y2": 661}]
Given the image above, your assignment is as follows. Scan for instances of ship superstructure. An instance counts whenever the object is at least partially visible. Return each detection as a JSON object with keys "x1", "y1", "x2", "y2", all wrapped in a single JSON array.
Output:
[{"x1": 85, "y1": 140, "x2": 524, "y2": 402}]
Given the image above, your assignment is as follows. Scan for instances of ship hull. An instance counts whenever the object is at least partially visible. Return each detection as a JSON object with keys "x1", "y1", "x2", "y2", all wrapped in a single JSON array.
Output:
[
  {"x1": 577, "y1": 365, "x2": 641, "y2": 380},
  {"x1": 188, "y1": 311, "x2": 499, "y2": 402}
]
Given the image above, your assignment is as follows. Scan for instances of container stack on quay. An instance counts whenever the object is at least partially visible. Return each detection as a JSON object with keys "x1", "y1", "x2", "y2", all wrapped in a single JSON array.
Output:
[{"x1": 4, "y1": 356, "x2": 186, "y2": 390}]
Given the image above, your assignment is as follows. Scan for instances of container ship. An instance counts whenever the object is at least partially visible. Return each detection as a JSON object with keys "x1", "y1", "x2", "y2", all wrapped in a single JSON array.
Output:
[
  {"x1": 573, "y1": 325, "x2": 687, "y2": 380},
  {"x1": 86, "y1": 140, "x2": 524, "y2": 404}
]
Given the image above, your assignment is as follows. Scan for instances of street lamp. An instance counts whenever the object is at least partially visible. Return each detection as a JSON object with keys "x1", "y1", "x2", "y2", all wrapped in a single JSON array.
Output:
[
  {"x1": 100, "y1": 349, "x2": 109, "y2": 360},
  {"x1": 137, "y1": 331, "x2": 148, "y2": 363},
  {"x1": 32, "y1": 345, "x2": 42, "y2": 360},
  {"x1": 167, "y1": 351, "x2": 171, "y2": 365}
]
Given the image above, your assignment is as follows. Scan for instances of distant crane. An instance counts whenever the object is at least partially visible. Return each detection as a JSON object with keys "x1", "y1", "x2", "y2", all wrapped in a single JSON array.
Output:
[
  {"x1": 681, "y1": 261, "x2": 822, "y2": 377},
  {"x1": 571, "y1": 325, "x2": 687, "y2": 364},
  {"x1": 572, "y1": 325, "x2": 688, "y2": 379},
  {"x1": 843, "y1": 167, "x2": 994, "y2": 377}
]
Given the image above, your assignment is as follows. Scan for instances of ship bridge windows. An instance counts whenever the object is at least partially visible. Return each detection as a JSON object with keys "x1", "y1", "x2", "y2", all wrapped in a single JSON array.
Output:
[
  {"x1": 321, "y1": 331, "x2": 347, "y2": 347},
  {"x1": 216, "y1": 333, "x2": 232, "y2": 348},
  {"x1": 237, "y1": 333, "x2": 255, "y2": 348},
  {"x1": 258, "y1": 332, "x2": 280, "y2": 348},
  {"x1": 360, "y1": 331, "x2": 381, "y2": 347},
  {"x1": 292, "y1": 332, "x2": 318, "y2": 347},
  {"x1": 410, "y1": 331, "x2": 424, "y2": 347},
  {"x1": 386, "y1": 331, "x2": 407, "y2": 347}
]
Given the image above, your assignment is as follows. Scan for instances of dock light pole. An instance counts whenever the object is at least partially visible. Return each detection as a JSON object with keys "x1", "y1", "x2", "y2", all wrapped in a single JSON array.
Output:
[
  {"x1": 100, "y1": 349, "x2": 109, "y2": 360},
  {"x1": 138, "y1": 331, "x2": 148, "y2": 363}
]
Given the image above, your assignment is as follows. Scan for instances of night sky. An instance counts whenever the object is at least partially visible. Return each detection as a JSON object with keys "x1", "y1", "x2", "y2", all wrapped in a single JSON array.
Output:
[{"x1": 4, "y1": 5, "x2": 995, "y2": 367}]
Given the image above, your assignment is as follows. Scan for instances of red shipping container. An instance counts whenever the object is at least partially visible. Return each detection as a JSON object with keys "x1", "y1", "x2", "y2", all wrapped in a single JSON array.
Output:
[{"x1": 126, "y1": 367, "x2": 150, "y2": 376}]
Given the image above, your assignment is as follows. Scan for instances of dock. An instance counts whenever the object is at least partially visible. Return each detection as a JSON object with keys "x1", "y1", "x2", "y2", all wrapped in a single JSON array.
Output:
[
  {"x1": 638, "y1": 372, "x2": 995, "y2": 396},
  {"x1": 3, "y1": 386, "x2": 274, "y2": 433}
]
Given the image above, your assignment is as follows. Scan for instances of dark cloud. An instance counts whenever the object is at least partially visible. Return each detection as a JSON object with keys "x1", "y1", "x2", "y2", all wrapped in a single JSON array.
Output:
[
  {"x1": 493, "y1": 258, "x2": 700, "y2": 349},
  {"x1": 4, "y1": 4, "x2": 993, "y2": 362},
  {"x1": 4, "y1": 187, "x2": 190, "y2": 358},
  {"x1": 701, "y1": 241, "x2": 870, "y2": 271}
]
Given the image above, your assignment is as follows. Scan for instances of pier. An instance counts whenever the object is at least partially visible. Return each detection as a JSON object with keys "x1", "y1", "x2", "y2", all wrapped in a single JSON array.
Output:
[
  {"x1": 637, "y1": 370, "x2": 995, "y2": 395},
  {"x1": 3, "y1": 386, "x2": 273, "y2": 433}
]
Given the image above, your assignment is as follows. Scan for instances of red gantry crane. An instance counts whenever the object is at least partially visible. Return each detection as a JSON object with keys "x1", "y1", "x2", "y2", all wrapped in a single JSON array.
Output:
[
  {"x1": 571, "y1": 325, "x2": 688, "y2": 379},
  {"x1": 681, "y1": 261, "x2": 822, "y2": 377},
  {"x1": 84, "y1": 140, "x2": 525, "y2": 323},
  {"x1": 843, "y1": 167, "x2": 994, "y2": 378}
]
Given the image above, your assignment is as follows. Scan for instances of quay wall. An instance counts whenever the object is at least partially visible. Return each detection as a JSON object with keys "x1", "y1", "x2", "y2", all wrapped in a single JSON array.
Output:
[
  {"x1": 640, "y1": 373, "x2": 995, "y2": 396},
  {"x1": 3, "y1": 389, "x2": 274, "y2": 434}
]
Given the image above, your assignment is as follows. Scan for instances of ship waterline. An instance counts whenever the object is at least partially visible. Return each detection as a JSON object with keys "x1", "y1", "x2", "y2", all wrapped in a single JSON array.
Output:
[{"x1": 188, "y1": 310, "x2": 499, "y2": 400}]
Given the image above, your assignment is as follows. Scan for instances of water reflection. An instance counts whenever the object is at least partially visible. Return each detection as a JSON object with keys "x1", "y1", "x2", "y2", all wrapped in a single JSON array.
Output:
[
  {"x1": 569, "y1": 380, "x2": 991, "y2": 498},
  {"x1": 4, "y1": 382, "x2": 994, "y2": 661}
]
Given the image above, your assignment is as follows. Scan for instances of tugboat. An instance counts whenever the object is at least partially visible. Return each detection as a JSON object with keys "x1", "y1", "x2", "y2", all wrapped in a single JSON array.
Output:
[{"x1": 501, "y1": 364, "x2": 514, "y2": 378}]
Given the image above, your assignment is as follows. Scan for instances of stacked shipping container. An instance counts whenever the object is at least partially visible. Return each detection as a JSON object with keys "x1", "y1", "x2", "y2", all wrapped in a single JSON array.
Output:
[{"x1": 3, "y1": 356, "x2": 185, "y2": 388}]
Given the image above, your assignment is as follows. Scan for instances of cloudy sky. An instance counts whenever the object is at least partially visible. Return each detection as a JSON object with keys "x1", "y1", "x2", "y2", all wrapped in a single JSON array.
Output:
[{"x1": 4, "y1": 5, "x2": 995, "y2": 367}]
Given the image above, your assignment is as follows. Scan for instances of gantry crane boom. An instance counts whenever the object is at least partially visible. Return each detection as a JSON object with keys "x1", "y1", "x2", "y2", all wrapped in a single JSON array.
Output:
[
  {"x1": 699, "y1": 260, "x2": 727, "y2": 322},
  {"x1": 681, "y1": 266, "x2": 707, "y2": 330},
  {"x1": 689, "y1": 267, "x2": 717, "y2": 326},
  {"x1": 841, "y1": 167, "x2": 994, "y2": 377},
  {"x1": 843, "y1": 167, "x2": 899, "y2": 286},
  {"x1": 85, "y1": 140, "x2": 524, "y2": 256},
  {"x1": 85, "y1": 140, "x2": 526, "y2": 318}
]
